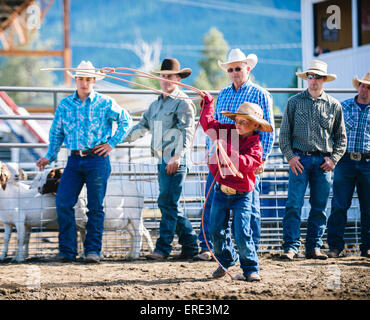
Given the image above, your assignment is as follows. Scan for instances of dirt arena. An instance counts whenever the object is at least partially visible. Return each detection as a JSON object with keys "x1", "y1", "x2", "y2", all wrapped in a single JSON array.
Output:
[{"x1": 0, "y1": 253, "x2": 368, "y2": 300}]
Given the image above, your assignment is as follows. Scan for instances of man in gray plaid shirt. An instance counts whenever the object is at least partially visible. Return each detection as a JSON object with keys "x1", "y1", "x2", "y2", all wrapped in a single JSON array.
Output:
[{"x1": 279, "y1": 60, "x2": 347, "y2": 260}]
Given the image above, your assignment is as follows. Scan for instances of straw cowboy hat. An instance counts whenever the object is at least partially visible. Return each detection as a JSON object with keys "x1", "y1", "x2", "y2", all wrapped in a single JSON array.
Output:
[
  {"x1": 221, "y1": 102, "x2": 273, "y2": 132},
  {"x1": 218, "y1": 48, "x2": 258, "y2": 72},
  {"x1": 296, "y1": 60, "x2": 336, "y2": 82},
  {"x1": 352, "y1": 72, "x2": 370, "y2": 89},
  {"x1": 66, "y1": 60, "x2": 105, "y2": 81},
  {"x1": 152, "y1": 58, "x2": 192, "y2": 79}
]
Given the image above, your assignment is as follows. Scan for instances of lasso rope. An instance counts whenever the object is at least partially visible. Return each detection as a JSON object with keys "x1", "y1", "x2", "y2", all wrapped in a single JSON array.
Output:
[
  {"x1": 42, "y1": 66, "x2": 241, "y2": 279},
  {"x1": 41, "y1": 67, "x2": 202, "y2": 100}
]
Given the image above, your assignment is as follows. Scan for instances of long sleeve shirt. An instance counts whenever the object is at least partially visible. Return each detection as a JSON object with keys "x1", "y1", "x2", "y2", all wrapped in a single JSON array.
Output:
[
  {"x1": 341, "y1": 96, "x2": 369, "y2": 154},
  {"x1": 125, "y1": 87, "x2": 196, "y2": 162},
  {"x1": 200, "y1": 94, "x2": 262, "y2": 192},
  {"x1": 207, "y1": 79, "x2": 275, "y2": 161},
  {"x1": 279, "y1": 89, "x2": 347, "y2": 164},
  {"x1": 45, "y1": 90, "x2": 132, "y2": 163}
]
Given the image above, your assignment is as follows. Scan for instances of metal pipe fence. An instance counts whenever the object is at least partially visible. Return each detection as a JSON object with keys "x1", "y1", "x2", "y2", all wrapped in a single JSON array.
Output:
[{"x1": 0, "y1": 86, "x2": 361, "y2": 261}]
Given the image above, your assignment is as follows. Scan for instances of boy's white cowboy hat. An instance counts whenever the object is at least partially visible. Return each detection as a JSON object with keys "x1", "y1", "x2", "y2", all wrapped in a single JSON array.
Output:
[
  {"x1": 66, "y1": 60, "x2": 105, "y2": 81},
  {"x1": 218, "y1": 48, "x2": 258, "y2": 71},
  {"x1": 221, "y1": 102, "x2": 273, "y2": 132},
  {"x1": 296, "y1": 60, "x2": 336, "y2": 82},
  {"x1": 352, "y1": 72, "x2": 370, "y2": 89}
]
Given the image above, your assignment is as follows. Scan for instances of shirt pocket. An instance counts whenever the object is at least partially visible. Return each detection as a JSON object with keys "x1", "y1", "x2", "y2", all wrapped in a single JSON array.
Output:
[
  {"x1": 89, "y1": 118, "x2": 102, "y2": 133},
  {"x1": 344, "y1": 116, "x2": 355, "y2": 132},
  {"x1": 319, "y1": 113, "x2": 334, "y2": 130},
  {"x1": 62, "y1": 118, "x2": 76, "y2": 135},
  {"x1": 161, "y1": 111, "x2": 176, "y2": 128}
]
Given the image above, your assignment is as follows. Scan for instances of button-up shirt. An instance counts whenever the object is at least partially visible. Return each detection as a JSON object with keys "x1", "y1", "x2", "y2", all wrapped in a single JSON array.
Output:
[
  {"x1": 279, "y1": 89, "x2": 347, "y2": 164},
  {"x1": 209, "y1": 79, "x2": 275, "y2": 161},
  {"x1": 341, "y1": 96, "x2": 370, "y2": 154},
  {"x1": 125, "y1": 87, "x2": 196, "y2": 161},
  {"x1": 45, "y1": 90, "x2": 132, "y2": 163}
]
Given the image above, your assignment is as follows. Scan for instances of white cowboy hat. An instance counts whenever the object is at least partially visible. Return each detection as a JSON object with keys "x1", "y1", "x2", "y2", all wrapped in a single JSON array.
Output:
[
  {"x1": 218, "y1": 48, "x2": 258, "y2": 72},
  {"x1": 352, "y1": 72, "x2": 370, "y2": 89},
  {"x1": 66, "y1": 60, "x2": 105, "y2": 81},
  {"x1": 296, "y1": 60, "x2": 337, "y2": 82},
  {"x1": 221, "y1": 102, "x2": 273, "y2": 132}
]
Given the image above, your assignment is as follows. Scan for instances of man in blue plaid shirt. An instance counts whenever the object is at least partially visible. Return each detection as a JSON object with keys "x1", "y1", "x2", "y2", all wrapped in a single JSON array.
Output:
[
  {"x1": 36, "y1": 61, "x2": 132, "y2": 263},
  {"x1": 195, "y1": 49, "x2": 275, "y2": 261},
  {"x1": 327, "y1": 72, "x2": 370, "y2": 258}
]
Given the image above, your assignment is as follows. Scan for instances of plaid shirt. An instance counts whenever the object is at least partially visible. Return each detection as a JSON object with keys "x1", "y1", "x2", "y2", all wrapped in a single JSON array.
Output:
[
  {"x1": 341, "y1": 96, "x2": 370, "y2": 154},
  {"x1": 279, "y1": 89, "x2": 347, "y2": 164},
  {"x1": 207, "y1": 79, "x2": 275, "y2": 161},
  {"x1": 46, "y1": 90, "x2": 132, "y2": 163}
]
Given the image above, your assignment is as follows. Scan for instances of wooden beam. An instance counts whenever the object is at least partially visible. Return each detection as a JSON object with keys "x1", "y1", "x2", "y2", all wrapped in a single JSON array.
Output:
[
  {"x1": 0, "y1": 49, "x2": 64, "y2": 56},
  {"x1": 0, "y1": 0, "x2": 34, "y2": 33},
  {"x1": 63, "y1": 0, "x2": 71, "y2": 85}
]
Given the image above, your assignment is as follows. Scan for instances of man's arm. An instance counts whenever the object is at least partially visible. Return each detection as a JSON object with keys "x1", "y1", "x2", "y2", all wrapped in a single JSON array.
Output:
[
  {"x1": 45, "y1": 106, "x2": 65, "y2": 163},
  {"x1": 106, "y1": 100, "x2": 133, "y2": 148},
  {"x1": 124, "y1": 107, "x2": 151, "y2": 143},
  {"x1": 330, "y1": 101, "x2": 347, "y2": 164},
  {"x1": 258, "y1": 91, "x2": 275, "y2": 161}
]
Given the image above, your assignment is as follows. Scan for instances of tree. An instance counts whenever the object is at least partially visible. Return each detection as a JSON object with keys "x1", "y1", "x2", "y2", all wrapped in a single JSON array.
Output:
[{"x1": 193, "y1": 27, "x2": 230, "y2": 90}]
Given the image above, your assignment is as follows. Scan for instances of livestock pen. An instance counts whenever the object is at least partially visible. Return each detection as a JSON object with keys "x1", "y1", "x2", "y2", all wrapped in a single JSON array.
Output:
[{"x1": 0, "y1": 86, "x2": 362, "y2": 261}]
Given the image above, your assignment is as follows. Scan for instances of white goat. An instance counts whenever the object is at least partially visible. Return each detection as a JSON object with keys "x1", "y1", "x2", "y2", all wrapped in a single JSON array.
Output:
[
  {"x1": 0, "y1": 162, "x2": 85, "y2": 262},
  {"x1": 31, "y1": 168, "x2": 154, "y2": 260}
]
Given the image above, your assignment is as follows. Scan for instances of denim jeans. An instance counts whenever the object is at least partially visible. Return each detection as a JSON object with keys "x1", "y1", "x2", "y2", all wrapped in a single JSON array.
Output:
[
  {"x1": 198, "y1": 172, "x2": 261, "y2": 253},
  {"x1": 282, "y1": 153, "x2": 331, "y2": 253},
  {"x1": 327, "y1": 155, "x2": 370, "y2": 254},
  {"x1": 210, "y1": 185, "x2": 259, "y2": 276},
  {"x1": 56, "y1": 154, "x2": 111, "y2": 259},
  {"x1": 155, "y1": 161, "x2": 198, "y2": 257}
]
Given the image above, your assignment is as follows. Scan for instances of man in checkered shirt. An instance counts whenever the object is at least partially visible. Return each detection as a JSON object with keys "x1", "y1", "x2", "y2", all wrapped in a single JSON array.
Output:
[
  {"x1": 194, "y1": 48, "x2": 275, "y2": 261},
  {"x1": 327, "y1": 72, "x2": 370, "y2": 258},
  {"x1": 279, "y1": 60, "x2": 347, "y2": 261}
]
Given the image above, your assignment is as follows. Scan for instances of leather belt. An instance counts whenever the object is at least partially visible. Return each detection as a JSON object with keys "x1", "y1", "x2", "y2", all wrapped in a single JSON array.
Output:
[
  {"x1": 345, "y1": 152, "x2": 370, "y2": 161},
  {"x1": 220, "y1": 184, "x2": 245, "y2": 195},
  {"x1": 71, "y1": 149, "x2": 95, "y2": 157},
  {"x1": 293, "y1": 149, "x2": 331, "y2": 157}
]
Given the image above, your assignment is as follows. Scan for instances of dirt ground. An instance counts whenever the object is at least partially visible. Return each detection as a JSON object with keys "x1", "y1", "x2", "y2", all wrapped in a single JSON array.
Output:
[{"x1": 0, "y1": 253, "x2": 368, "y2": 300}]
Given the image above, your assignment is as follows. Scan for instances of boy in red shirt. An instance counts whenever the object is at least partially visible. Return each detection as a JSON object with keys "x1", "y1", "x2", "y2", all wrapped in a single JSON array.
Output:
[{"x1": 199, "y1": 92, "x2": 273, "y2": 282}]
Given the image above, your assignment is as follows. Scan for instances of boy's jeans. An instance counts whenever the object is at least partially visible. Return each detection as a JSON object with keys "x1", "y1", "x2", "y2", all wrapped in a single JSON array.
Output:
[
  {"x1": 56, "y1": 154, "x2": 111, "y2": 259},
  {"x1": 210, "y1": 185, "x2": 259, "y2": 276}
]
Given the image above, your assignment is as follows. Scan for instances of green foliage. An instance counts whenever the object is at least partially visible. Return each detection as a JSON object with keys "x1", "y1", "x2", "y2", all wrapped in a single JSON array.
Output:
[
  {"x1": 130, "y1": 72, "x2": 161, "y2": 91},
  {"x1": 193, "y1": 27, "x2": 230, "y2": 90}
]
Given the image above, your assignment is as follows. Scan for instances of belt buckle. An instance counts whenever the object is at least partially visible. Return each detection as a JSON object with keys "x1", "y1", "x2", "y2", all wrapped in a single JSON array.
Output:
[
  {"x1": 306, "y1": 151, "x2": 313, "y2": 156},
  {"x1": 79, "y1": 150, "x2": 87, "y2": 157},
  {"x1": 350, "y1": 152, "x2": 361, "y2": 161},
  {"x1": 220, "y1": 184, "x2": 236, "y2": 195}
]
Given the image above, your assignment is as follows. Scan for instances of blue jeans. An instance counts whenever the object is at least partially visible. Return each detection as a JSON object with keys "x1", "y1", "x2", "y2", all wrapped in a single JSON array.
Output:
[
  {"x1": 210, "y1": 185, "x2": 259, "y2": 276},
  {"x1": 283, "y1": 153, "x2": 331, "y2": 253},
  {"x1": 155, "y1": 161, "x2": 198, "y2": 257},
  {"x1": 56, "y1": 154, "x2": 111, "y2": 259},
  {"x1": 198, "y1": 172, "x2": 261, "y2": 253},
  {"x1": 327, "y1": 155, "x2": 370, "y2": 254}
]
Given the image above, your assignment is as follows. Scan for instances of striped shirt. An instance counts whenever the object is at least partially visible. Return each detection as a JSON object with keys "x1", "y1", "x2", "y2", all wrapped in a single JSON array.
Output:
[
  {"x1": 341, "y1": 96, "x2": 370, "y2": 153},
  {"x1": 208, "y1": 79, "x2": 275, "y2": 160},
  {"x1": 46, "y1": 90, "x2": 132, "y2": 163},
  {"x1": 279, "y1": 89, "x2": 347, "y2": 164}
]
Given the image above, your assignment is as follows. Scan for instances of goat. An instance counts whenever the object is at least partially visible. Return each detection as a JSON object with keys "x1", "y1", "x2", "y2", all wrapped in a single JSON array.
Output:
[
  {"x1": 0, "y1": 162, "x2": 86, "y2": 263},
  {"x1": 31, "y1": 168, "x2": 154, "y2": 260}
]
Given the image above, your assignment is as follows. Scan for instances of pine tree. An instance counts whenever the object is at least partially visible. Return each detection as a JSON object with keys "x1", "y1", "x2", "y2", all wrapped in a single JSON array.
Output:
[{"x1": 193, "y1": 27, "x2": 230, "y2": 90}]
